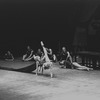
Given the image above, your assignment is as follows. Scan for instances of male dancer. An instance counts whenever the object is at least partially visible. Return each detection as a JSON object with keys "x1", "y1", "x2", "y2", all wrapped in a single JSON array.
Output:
[{"x1": 22, "y1": 46, "x2": 34, "y2": 61}]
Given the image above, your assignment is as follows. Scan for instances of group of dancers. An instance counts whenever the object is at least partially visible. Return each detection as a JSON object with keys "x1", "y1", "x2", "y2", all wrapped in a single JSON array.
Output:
[{"x1": 3, "y1": 41, "x2": 93, "y2": 78}]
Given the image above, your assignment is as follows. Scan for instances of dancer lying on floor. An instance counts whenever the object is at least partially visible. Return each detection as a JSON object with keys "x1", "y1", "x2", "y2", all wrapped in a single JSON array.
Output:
[
  {"x1": 67, "y1": 54, "x2": 93, "y2": 71},
  {"x1": 4, "y1": 51, "x2": 14, "y2": 61},
  {"x1": 72, "y1": 62, "x2": 93, "y2": 71},
  {"x1": 22, "y1": 46, "x2": 34, "y2": 61},
  {"x1": 33, "y1": 41, "x2": 53, "y2": 78}
]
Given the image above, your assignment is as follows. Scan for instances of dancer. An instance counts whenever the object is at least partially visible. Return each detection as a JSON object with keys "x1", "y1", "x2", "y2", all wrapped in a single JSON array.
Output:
[
  {"x1": 35, "y1": 49, "x2": 43, "y2": 58},
  {"x1": 48, "y1": 48, "x2": 57, "y2": 62},
  {"x1": 34, "y1": 41, "x2": 53, "y2": 78},
  {"x1": 22, "y1": 46, "x2": 34, "y2": 61},
  {"x1": 40, "y1": 41, "x2": 53, "y2": 77},
  {"x1": 59, "y1": 47, "x2": 72, "y2": 68},
  {"x1": 59, "y1": 47, "x2": 93, "y2": 71},
  {"x1": 4, "y1": 51, "x2": 14, "y2": 61},
  {"x1": 66, "y1": 52, "x2": 93, "y2": 71},
  {"x1": 72, "y1": 61, "x2": 93, "y2": 71},
  {"x1": 33, "y1": 49, "x2": 44, "y2": 75},
  {"x1": 33, "y1": 54, "x2": 43, "y2": 75}
]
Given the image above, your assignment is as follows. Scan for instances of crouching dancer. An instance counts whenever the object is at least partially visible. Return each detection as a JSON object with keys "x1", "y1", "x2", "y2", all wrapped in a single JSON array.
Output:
[{"x1": 4, "y1": 51, "x2": 14, "y2": 61}]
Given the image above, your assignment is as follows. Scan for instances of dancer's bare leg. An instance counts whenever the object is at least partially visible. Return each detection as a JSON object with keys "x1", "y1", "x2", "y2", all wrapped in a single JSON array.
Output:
[
  {"x1": 43, "y1": 61, "x2": 53, "y2": 77},
  {"x1": 50, "y1": 65, "x2": 53, "y2": 78},
  {"x1": 36, "y1": 61, "x2": 39, "y2": 75},
  {"x1": 23, "y1": 51, "x2": 34, "y2": 61},
  {"x1": 41, "y1": 65, "x2": 44, "y2": 75},
  {"x1": 53, "y1": 54, "x2": 57, "y2": 62},
  {"x1": 41, "y1": 41, "x2": 50, "y2": 62},
  {"x1": 72, "y1": 62, "x2": 93, "y2": 71}
]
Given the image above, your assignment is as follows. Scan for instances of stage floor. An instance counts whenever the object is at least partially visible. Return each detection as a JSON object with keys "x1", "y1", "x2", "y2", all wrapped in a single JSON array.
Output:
[{"x1": 0, "y1": 60, "x2": 100, "y2": 100}]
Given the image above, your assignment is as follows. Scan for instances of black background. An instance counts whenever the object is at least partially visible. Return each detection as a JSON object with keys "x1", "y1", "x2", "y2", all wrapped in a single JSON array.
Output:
[{"x1": 0, "y1": 0, "x2": 99, "y2": 56}]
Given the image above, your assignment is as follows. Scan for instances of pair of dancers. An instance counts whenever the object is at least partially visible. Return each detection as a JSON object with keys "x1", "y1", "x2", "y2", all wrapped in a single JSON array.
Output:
[{"x1": 59, "y1": 47, "x2": 93, "y2": 71}]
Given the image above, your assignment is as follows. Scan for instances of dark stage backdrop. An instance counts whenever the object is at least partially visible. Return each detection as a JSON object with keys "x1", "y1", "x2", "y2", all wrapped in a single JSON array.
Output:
[{"x1": 0, "y1": 0, "x2": 100, "y2": 56}]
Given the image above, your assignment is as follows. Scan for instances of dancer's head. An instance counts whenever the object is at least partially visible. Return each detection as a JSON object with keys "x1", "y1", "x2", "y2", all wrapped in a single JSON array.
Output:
[
  {"x1": 37, "y1": 49, "x2": 41, "y2": 52},
  {"x1": 62, "y1": 47, "x2": 66, "y2": 52},
  {"x1": 27, "y1": 46, "x2": 31, "y2": 50},
  {"x1": 49, "y1": 49, "x2": 52, "y2": 53}
]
